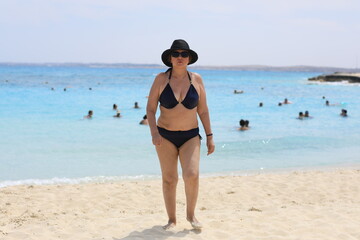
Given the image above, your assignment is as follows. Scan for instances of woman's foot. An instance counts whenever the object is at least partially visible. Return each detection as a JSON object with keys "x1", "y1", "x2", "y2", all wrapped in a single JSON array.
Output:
[
  {"x1": 186, "y1": 217, "x2": 203, "y2": 230},
  {"x1": 163, "y1": 221, "x2": 176, "y2": 230}
]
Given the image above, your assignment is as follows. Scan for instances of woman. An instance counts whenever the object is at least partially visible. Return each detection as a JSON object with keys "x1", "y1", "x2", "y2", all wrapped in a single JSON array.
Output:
[{"x1": 146, "y1": 39, "x2": 215, "y2": 230}]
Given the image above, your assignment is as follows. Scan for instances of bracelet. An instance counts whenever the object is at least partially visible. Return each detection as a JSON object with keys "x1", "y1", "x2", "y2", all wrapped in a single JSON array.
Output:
[{"x1": 206, "y1": 133, "x2": 213, "y2": 137}]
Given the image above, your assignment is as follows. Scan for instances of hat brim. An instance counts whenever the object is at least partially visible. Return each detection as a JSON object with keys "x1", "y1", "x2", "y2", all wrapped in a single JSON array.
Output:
[{"x1": 161, "y1": 49, "x2": 198, "y2": 67}]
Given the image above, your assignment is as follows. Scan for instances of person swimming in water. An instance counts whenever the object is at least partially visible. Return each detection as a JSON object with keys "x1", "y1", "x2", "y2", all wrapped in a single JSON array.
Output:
[
  {"x1": 139, "y1": 115, "x2": 148, "y2": 125},
  {"x1": 134, "y1": 102, "x2": 140, "y2": 109},
  {"x1": 113, "y1": 110, "x2": 121, "y2": 118},
  {"x1": 340, "y1": 109, "x2": 348, "y2": 117},
  {"x1": 297, "y1": 112, "x2": 304, "y2": 119},
  {"x1": 244, "y1": 120, "x2": 250, "y2": 128},
  {"x1": 234, "y1": 90, "x2": 244, "y2": 94},
  {"x1": 283, "y1": 98, "x2": 292, "y2": 104},
  {"x1": 304, "y1": 110, "x2": 313, "y2": 118},
  {"x1": 239, "y1": 119, "x2": 249, "y2": 130},
  {"x1": 326, "y1": 100, "x2": 340, "y2": 106},
  {"x1": 84, "y1": 110, "x2": 93, "y2": 119}
]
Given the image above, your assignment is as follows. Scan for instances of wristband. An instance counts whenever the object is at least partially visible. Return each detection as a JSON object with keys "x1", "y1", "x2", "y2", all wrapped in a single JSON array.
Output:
[{"x1": 206, "y1": 133, "x2": 213, "y2": 137}]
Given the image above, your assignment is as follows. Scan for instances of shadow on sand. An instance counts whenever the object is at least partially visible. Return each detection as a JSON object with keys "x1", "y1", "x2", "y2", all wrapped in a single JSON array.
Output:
[{"x1": 115, "y1": 225, "x2": 201, "y2": 240}]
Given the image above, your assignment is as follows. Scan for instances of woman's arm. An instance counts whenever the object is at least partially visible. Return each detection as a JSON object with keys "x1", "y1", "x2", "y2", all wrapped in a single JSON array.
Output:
[
  {"x1": 146, "y1": 73, "x2": 163, "y2": 146},
  {"x1": 196, "y1": 74, "x2": 215, "y2": 155}
]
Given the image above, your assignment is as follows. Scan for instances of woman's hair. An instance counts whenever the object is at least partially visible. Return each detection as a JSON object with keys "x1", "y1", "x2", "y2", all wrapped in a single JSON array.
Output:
[{"x1": 239, "y1": 119, "x2": 245, "y2": 126}]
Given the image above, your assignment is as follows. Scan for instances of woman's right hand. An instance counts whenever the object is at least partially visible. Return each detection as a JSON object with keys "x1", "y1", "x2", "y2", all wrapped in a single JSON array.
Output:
[{"x1": 152, "y1": 132, "x2": 163, "y2": 146}]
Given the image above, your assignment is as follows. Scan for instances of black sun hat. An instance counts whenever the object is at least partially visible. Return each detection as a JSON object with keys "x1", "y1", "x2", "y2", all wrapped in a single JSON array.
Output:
[{"x1": 161, "y1": 39, "x2": 198, "y2": 67}]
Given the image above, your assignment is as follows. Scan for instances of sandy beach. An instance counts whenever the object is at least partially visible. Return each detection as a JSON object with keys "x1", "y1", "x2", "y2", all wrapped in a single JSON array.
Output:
[{"x1": 1, "y1": 168, "x2": 360, "y2": 240}]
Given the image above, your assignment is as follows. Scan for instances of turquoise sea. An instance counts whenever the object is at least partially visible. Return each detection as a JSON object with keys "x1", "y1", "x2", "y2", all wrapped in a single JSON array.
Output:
[{"x1": 1, "y1": 65, "x2": 360, "y2": 187}]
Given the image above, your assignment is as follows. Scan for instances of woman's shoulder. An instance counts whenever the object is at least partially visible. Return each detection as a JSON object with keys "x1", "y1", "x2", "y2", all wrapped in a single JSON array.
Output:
[
  {"x1": 154, "y1": 71, "x2": 168, "y2": 81},
  {"x1": 189, "y1": 71, "x2": 201, "y2": 77},
  {"x1": 155, "y1": 71, "x2": 167, "y2": 78},
  {"x1": 152, "y1": 71, "x2": 169, "y2": 89},
  {"x1": 189, "y1": 71, "x2": 204, "y2": 85}
]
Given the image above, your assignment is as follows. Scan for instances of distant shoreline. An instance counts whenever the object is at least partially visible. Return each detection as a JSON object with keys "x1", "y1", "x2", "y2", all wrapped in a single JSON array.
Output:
[{"x1": 1, "y1": 62, "x2": 359, "y2": 73}]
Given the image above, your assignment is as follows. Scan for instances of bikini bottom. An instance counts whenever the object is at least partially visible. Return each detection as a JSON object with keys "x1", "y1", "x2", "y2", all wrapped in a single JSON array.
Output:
[{"x1": 157, "y1": 126, "x2": 202, "y2": 149}]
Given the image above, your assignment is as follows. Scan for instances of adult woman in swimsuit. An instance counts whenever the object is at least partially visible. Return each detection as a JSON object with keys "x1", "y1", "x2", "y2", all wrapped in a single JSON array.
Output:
[{"x1": 146, "y1": 39, "x2": 215, "y2": 230}]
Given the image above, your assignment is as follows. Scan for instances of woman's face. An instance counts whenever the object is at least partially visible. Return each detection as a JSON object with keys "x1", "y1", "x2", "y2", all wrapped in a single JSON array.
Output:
[{"x1": 170, "y1": 50, "x2": 190, "y2": 67}]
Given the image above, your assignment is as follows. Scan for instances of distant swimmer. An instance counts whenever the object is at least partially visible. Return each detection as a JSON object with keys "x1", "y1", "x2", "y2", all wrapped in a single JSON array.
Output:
[
  {"x1": 84, "y1": 110, "x2": 93, "y2": 119},
  {"x1": 234, "y1": 90, "x2": 244, "y2": 94},
  {"x1": 297, "y1": 112, "x2": 304, "y2": 119},
  {"x1": 113, "y1": 104, "x2": 118, "y2": 110},
  {"x1": 259, "y1": 102, "x2": 263, "y2": 107},
  {"x1": 139, "y1": 115, "x2": 148, "y2": 125},
  {"x1": 64, "y1": 88, "x2": 67, "y2": 91},
  {"x1": 278, "y1": 102, "x2": 282, "y2": 106},
  {"x1": 244, "y1": 120, "x2": 250, "y2": 128},
  {"x1": 325, "y1": 100, "x2": 340, "y2": 106},
  {"x1": 51, "y1": 87, "x2": 55, "y2": 91},
  {"x1": 322, "y1": 96, "x2": 326, "y2": 99},
  {"x1": 239, "y1": 119, "x2": 249, "y2": 131},
  {"x1": 89, "y1": 87, "x2": 92, "y2": 90},
  {"x1": 340, "y1": 109, "x2": 348, "y2": 117},
  {"x1": 283, "y1": 98, "x2": 292, "y2": 104},
  {"x1": 113, "y1": 110, "x2": 121, "y2": 118},
  {"x1": 134, "y1": 102, "x2": 140, "y2": 109},
  {"x1": 304, "y1": 110, "x2": 313, "y2": 118}
]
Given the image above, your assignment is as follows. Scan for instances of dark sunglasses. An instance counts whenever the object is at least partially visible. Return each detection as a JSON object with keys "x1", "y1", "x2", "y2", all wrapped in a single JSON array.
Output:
[{"x1": 171, "y1": 51, "x2": 189, "y2": 58}]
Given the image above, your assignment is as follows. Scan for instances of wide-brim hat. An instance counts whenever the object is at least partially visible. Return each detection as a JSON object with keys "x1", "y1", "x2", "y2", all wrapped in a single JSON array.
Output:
[{"x1": 161, "y1": 39, "x2": 198, "y2": 67}]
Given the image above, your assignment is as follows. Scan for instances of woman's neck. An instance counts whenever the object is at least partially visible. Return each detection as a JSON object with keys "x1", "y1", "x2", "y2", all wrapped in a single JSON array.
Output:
[{"x1": 171, "y1": 67, "x2": 188, "y2": 79}]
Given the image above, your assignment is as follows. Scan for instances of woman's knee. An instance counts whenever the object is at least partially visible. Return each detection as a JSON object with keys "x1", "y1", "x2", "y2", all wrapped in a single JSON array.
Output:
[
  {"x1": 182, "y1": 170, "x2": 199, "y2": 182},
  {"x1": 162, "y1": 174, "x2": 178, "y2": 187}
]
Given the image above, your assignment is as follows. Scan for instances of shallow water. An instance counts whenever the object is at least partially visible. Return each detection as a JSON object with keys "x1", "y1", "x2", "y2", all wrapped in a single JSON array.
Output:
[{"x1": 1, "y1": 65, "x2": 359, "y2": 186}]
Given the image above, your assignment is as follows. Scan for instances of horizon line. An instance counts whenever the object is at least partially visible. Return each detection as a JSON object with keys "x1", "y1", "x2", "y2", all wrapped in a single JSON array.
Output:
[{"x1": 0, "y1": 62, "x2": 359, "y2": 72}]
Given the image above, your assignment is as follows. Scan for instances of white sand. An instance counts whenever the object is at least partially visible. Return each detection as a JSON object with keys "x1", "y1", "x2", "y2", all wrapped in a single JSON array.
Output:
[{"x1": 1, "y1": 168, "x2": 360, "y2": 240}]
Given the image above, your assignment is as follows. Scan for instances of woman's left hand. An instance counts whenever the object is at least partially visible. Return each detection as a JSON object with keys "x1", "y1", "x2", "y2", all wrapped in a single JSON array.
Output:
[{"x1": 206, "y1": 137, "x2": 215, "y2": 155}]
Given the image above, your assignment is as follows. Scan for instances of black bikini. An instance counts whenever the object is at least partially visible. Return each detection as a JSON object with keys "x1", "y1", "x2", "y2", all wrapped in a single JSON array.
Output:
[
  {"x1": 157, "y1": 126, "x2": 200, "y2": 148},
  {"x1": 158, "y1": 68, "x2": 201, "y2": 148},
  {"x1": 159, "y1": 69, "x2": 199, "y2": 109}
]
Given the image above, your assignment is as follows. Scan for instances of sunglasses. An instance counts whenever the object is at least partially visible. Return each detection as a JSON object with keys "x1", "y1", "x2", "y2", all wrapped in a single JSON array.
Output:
[{"x1": 171, "y1": 51, "x2": 189, "y2": 58}]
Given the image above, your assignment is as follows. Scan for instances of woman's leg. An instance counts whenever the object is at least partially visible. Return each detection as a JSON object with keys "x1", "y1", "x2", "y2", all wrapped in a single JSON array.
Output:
[
  {"x1": 156, "y1": 138, "x2": 179, "y2": 229},
  {"x1": 178, "y1": 136, "x2": 201, "y2": 228}
]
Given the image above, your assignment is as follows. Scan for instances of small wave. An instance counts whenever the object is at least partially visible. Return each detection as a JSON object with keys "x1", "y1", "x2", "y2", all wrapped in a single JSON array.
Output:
[
  {"x1": 307, "y1": 81, "x2": 360, "y2": 86},
  {"x1": 0, "y1": 175, "x2": 161, "y2": 188}
]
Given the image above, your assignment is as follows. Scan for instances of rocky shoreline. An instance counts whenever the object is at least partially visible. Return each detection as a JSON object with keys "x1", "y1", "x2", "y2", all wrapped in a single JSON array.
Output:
[{"x1": 308, "y1": 72, "x2": 360, "y2": 83}]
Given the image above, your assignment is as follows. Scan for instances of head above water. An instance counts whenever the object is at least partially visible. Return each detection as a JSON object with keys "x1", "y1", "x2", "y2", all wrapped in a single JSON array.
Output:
[
  {"x1": 244, "y1": 120, "x2": 249, "y2": 127},
  {"x1": 239, "y1": 119, "x2": 245, "y2": 127}
]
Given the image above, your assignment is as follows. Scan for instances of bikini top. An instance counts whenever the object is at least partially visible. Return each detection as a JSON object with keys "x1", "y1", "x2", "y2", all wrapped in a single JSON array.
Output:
[{"x1": 159, "y1": 69, "x2": 199, "y2": 110}]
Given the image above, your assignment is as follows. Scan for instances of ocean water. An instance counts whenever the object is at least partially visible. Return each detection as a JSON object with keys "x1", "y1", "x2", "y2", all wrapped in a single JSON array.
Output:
[{"x1": 1, "y1": 65, "x2": 360, "y2": 187}]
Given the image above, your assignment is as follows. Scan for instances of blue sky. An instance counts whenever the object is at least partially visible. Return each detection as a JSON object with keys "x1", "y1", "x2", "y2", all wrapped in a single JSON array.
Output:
[{"x1": 1, "y1": 0, "x2": 359, "y2": 68}]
